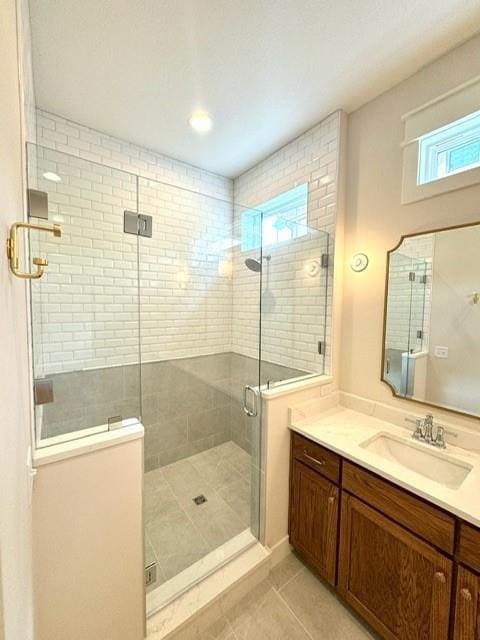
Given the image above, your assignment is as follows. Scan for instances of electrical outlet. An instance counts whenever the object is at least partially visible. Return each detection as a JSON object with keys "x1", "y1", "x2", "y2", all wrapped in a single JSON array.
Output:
[{"x1": 434, "y1": 346, "x2": 449, "y2": 359}]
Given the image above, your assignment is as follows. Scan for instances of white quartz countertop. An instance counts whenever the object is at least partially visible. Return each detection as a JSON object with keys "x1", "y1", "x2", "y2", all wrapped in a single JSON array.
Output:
[{"x1": 290, "y1": 406, "x2": 480, "y2": 529}]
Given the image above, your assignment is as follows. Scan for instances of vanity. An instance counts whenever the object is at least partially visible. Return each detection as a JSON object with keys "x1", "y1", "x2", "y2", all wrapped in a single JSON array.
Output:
[{"x1": 288, "y1": 404, "x2": 480, "y2": 640}]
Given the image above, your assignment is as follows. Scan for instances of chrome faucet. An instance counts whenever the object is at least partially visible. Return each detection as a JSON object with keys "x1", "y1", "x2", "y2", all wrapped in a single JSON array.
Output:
[{"x1": 406, "y1": 413, "x2": 447, "y2": 449}]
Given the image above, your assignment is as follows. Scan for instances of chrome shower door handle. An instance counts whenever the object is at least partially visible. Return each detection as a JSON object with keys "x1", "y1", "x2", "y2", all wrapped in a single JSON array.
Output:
[{"x1": 243, "y1": 385, "x2": 258, "y2": 417}]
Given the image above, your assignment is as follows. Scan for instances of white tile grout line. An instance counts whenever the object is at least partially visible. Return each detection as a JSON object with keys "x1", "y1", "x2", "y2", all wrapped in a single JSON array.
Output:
[
  {"x1": 276, "y1": 562, "x2": 306, "y2": 594},
  {"x1": 273, "y1": 586, "x2": 315, "y2": 640}
]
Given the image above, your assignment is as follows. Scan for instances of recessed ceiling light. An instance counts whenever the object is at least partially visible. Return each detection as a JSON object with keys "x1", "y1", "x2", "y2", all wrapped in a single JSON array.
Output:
[
  {"x1": 189, "y1": 111, "x2": 213, "y2": 133},
  {"x1": 42, "y1": 172, "x2": 61, "y2": 182}
]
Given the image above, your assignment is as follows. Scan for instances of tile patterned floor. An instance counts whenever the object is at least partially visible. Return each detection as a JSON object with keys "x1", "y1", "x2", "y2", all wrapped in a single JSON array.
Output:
[
  {"x1": 180, "y1": 554, "x2": 378, "y2": 640},
  {"x1": 145, "y1": 441, "x2": 252, "y2": 586}
]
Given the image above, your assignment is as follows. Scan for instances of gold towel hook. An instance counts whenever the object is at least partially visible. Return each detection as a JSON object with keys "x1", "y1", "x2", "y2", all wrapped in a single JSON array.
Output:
[{"x1": 6, "y1": 222, "x2": 62, "y2": 279}]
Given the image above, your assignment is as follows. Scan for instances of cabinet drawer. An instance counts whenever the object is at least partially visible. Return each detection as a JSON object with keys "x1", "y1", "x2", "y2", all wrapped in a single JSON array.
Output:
[
  {"x1": 292, "y1": 432, "x2": 341, "y2": 484},
  {"x1": 457, "y1": 522, "x2": 480, "y2": 573},
  {"x1": 343, "y1": 461, "x2": 455, "y2": 554}
]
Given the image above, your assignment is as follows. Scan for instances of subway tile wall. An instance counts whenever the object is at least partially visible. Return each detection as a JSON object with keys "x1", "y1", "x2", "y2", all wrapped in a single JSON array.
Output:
[
  {"x1": 33, "y1": 110, "x2": 233, "y2": 374},
  {"x1": 232, "y1": 111, "x2": 343, "y2": 375},
  {"x1": 33, "y1": 108, "x2": 342, "y2": 379}
]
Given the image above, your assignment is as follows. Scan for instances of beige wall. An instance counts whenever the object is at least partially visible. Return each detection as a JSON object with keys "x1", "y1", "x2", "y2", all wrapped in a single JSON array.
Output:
[
  {"x1": 33, "y1": 438, "x2": 145, "y2": 640},
  {"x1": 425, "y1": 226, "x2": 480, "y2": 415},
  {"x1": 342, "y1": 32, "x2": 480, "y2": 430},
  {"x1": 0, "y1": 0, "x2": 34, "y2": 637}
]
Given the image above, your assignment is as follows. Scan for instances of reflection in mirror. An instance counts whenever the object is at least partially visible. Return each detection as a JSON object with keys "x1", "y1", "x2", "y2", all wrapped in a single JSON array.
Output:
[{"x1": 382, "y1": 222, "x2": 480, "y2": 418}]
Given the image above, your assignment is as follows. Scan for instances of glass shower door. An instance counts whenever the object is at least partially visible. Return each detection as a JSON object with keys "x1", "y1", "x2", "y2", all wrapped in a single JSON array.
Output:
[
  {"x1": 26, "y1": 144, "x2": 141, "y2": 447},
  {"x1": 138, "y1": 178, "x2": 264, "y2": 606}
]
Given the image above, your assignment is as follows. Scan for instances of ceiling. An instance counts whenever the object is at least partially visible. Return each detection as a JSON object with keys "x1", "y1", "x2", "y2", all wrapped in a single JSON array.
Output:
[{"x1": 29, "y1": 0, "x2": 480, "y2": 178}]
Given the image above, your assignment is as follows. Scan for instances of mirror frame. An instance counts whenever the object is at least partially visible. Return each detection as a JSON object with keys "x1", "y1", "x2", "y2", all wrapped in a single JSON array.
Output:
[{"x1": 381, "y1": 219, "x2": 480, "y2": 420}]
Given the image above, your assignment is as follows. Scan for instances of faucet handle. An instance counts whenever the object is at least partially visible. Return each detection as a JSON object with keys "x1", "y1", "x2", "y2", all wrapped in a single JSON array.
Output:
[
  {"x1": 433, "y1": 425, "x2": 446, "y2": 448},
  {"x1": 406, "y1": 417, "x2": 424, "y2": 440}
]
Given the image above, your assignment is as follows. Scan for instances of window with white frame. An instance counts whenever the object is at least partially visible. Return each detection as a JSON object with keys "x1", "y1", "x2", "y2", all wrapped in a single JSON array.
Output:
[
  {"x1": 241, "y1": 183, "x2": 308, "y2": 251},
  {"x1": 401, "y1": 76, "x2": 480, "y2": 204},
  {"x1": 418, "y1": 110, "x2": 480, "y2": 185}
]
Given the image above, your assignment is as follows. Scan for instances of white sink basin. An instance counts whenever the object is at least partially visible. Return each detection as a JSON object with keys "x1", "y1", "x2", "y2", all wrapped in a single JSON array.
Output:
[{"x1": 360, "y1": 432, "x2": 473, "y2": 490}]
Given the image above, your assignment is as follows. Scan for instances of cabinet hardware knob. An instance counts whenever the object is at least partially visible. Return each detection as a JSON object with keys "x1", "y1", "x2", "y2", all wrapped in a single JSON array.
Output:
[
  {"x1": 461, "y1": 588, "x2": 472, "y2": 601},
  {"x1": 328, "y1": 496, "x2": 335, "y2": 504},
  {"x1": 302, "y1": 450, "x2": 326, "y2": 466},
  {"x1": 434, "y1": 572, "x2": 446, "y2": 584}
]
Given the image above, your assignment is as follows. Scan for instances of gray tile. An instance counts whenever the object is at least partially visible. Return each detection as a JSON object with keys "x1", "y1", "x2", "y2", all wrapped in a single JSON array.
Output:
[
  {"x1": 217, "y1": 476, "x2": 251, "y2": 504},
  {"x1": 198, "y1": 616, "x2": 233, "y2": 640},
  {"x1": 143, "y1": 438, "x2": 256, "y2": 586},
  {"x1": 224, "y1": 579, "x2": 273, "y2": 631},
  {"x1": 190, "y1": 457, "x2": 242, "y2": 488},
  {"x1": 230, "y1": 588, "x2": 311, "y2": 640},
  {"x1": 217, "y1": 478, "x2": 251, "y2": 526},
  {"x1": 147, "y1": 510, "x2": 209, "y2": 560},
  {"x1": 227, "y1": 449, "x2": 251, "y2": 477},
  {"x1": 269, "y1": 553, "x2": 305, "y2": 591},
  {"x1": 145, "y1": 535, "x2": 157, "y2": 566},
  {"x1": 280, "y1": 568, "x2": 377, "y2": 640},
  {"x1": 144, "y1": 454, "x2": 160, "y2": 472},
  {"x1": 163, "y1": 459, "x2": 213, "y2": 501},
  {"x1": 188, "y1": 501, "x2": 246, "y2": 550},
  {"x1": 158, "y1": 550, "x2": 209, "y2": 582},
  {"x1": 144, "y1": 416, "x2": 189, "y2": 454},
  {"x1": 188, "y1": 406, "x2": 230, "y2": 441},
  {"x1": 144, "y1": 471, "x2": 180, "y2": 524}
]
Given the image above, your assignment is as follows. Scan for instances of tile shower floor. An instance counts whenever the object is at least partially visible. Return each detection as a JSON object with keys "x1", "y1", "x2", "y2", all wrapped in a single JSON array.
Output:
[{"x1": 145, "y1": 441, "x2": 252, "y2": 587}]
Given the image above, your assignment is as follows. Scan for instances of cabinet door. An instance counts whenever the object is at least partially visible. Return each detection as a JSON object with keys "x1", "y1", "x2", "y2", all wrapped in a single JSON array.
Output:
[
  {"x1": 339, "y1": 493, "x2": 452, "y2": 640},
  {"x1": 290, "y1": 458, "x2": 338, "y2": 584},
  {"x1": 454, "y1": 566, "x2": 480, "y2": 640}
]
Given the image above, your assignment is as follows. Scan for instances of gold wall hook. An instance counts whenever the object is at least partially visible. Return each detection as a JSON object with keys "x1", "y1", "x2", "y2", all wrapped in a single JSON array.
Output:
[{"x1": 6, "y1": 222, "x2": 62, "y2": 279}]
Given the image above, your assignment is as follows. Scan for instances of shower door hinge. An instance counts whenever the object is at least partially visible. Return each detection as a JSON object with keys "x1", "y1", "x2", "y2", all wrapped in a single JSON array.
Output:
[
  {"x1": 145, "y1": 563, "x2": 157, "y2": 587},
  {"x1": 409, "y1": 272, "x2": 416, "y2": 282},
  {"x1": 321, "y1": 254, "x2": 329, "y2": 268},
  {"x1": 124, "y1": 211, "x2": 152, "y2": 238},
  {"x1": 420, "y1": 274, "x2": 427, "y2": 284},
  {"x1": 417, "y1": 330, "x2": 423, "y2": 340},
  {"x1": 28, "y1": 189, "x2": 49, "y2": 220},
  {"x1": 318, "y1": 340, "x2": 325, "y2": 355},
  {"x1": 107, "y1": 415, "x2": 123, "y2": 430}
]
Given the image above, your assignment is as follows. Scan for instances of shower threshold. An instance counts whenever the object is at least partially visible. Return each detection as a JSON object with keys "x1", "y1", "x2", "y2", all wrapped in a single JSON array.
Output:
[{"x1": 146, "y1": 528, "x2": 257, "y2": 616}]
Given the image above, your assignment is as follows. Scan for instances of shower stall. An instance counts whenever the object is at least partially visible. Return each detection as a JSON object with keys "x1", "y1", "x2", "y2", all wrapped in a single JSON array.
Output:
[{"x1": 27, "y1": 142, "x2": 330, "y2": 611}]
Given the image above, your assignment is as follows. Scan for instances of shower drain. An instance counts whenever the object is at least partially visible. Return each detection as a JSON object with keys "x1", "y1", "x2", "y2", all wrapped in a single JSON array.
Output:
[{"x1": 193, "y1": 494, "x2": 207, "y2": 505}]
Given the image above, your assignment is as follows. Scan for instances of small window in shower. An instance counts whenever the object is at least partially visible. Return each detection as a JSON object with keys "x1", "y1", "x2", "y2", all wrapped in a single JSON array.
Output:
[{"x1": 241, "y1": 183, "x2": 308, "y2": 251}]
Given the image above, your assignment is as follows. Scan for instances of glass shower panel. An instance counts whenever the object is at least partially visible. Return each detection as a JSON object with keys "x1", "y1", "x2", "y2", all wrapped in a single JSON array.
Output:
[
  {"x1": 384, "y1": 252, "x2": 427, "y2": 396},
  {"x1": 258, "y1": 220, "x2": 330, "y2": 387},
  {"x1": 404, "y1": 258, "x2": 428, "y2": 397},
  {"x1": 407, "y1": 259, "x2": 427, "y2": 354},
  {"x1": 138, "y1": 178, "x2": 263, "y2": 601},
  {"x1": 27, "y1": 144, "x2": 141, "y2": 447},
  {"x1": 384, "y1": 252, "x2": 414, "y2": 393}
]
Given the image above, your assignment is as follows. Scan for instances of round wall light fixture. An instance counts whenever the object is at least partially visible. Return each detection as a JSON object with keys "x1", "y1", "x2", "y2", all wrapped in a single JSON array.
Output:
[{"x1": 350, "y1": 253, "x2": 369, "y2": 272}]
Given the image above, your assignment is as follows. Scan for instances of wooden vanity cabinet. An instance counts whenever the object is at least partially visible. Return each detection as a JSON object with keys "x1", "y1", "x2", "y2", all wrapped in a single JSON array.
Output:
[
  {"x1": 453, "y1": 566, "x2": 480, "y2": 640},
  {"x1": 454, "y1": 524, "x2": 480, "y2": 639},
  {"x1": 339, "y1": 492, "x2": 452, "y2": 640},
  {"x1": 289, "y1": 433, "x2": 340, "y2": 584},
  {"x1": 288, "y1": 432, "x2": 470, "y2": 640}
]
